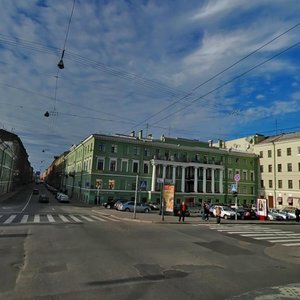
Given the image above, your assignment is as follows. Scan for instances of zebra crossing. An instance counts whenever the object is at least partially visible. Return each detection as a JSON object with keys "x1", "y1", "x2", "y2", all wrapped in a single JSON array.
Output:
[
  {"x1": 0, "y1": 213, "x2": 120, "y2": 225},
  {"x1": 209, "y1": 224, "x2": 300, "y2": 247}
]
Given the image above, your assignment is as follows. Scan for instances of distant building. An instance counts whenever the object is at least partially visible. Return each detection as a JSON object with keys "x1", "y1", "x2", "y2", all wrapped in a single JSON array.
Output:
[
  {"x1": 61, "y1": 131, "x2": 259, "y2": 206},
  {"x1": 216, "y1": 132, "x2": 300, "y2": 209},
  {"x1": 0, "y1": 129, "x2": 33, "y2": 195}
]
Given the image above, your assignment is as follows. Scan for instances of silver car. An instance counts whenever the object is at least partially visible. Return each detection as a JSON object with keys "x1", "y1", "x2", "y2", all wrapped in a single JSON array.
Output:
[{"x1": 118, "y1": 201, "x2": 151, "y2": 213}]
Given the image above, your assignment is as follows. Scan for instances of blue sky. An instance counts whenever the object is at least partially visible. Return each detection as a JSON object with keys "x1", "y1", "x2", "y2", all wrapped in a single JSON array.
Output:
[{"x1": 0, "y1": 0, "x2": 300, "y2": 171}]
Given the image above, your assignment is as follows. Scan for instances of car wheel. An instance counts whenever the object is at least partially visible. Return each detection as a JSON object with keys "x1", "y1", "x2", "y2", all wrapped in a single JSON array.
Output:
[
  {"x1": 107, "y1": 204, "x2": 111, "y2": 209},
  {"x1": 224, "y1": 215, "x2": 228, "y2": 220},
  {"x1": 125, "y1": 208, "x2": 130, "y2": 212},
  {"x1": 144, "y1": 208, "x2": 150, "y2": 213}
]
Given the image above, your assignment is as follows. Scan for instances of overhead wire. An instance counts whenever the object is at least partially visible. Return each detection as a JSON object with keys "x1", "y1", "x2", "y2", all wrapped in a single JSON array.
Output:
[{"x1": 124, "y1": 21, "x2": 300, "y2": 133}]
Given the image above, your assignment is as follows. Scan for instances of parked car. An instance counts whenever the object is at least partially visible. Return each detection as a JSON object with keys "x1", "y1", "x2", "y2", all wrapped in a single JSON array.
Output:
[
  {"x1": 118, "y1": 201, "x2": 151, "y2": 213},
  {"x1": 103, "y1": 200, "x2": 116, "y2": 209},
  {"x1": 280, "y1": 208, "x2": 296, "y2": 220},
  {"x1": 269, "y1": 208, "x2": 288, "y2": 220},
  {"x1": 114, "y1": 199, "x2": 129, "y2": 210},
  {"x1": 267, "y1": 211, "x2": 284, "y2": 221},
  {"x1": 213, "y1": 205, "x2": 236, "y2": 219},
  {"x1": 241, "y1": 208, "x2": 259, "y2": 220},
  {"x1": 32, "y1": 188, "x2": 39, "y2": 195},
  {"x1": 38, "y1": 194, "x2": 49, "y2": 203},
  {"x1": 57, "y1": 193, "x2": 69, "y2": 203},
  {"x1": 148, "y1": 203, "x2": 160, "y2": 210}
]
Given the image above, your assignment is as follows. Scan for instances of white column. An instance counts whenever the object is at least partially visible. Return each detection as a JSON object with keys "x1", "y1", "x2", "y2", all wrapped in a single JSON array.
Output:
[
  {"x1": 151, "y1": 163, "x2": 156, "y2": 192},
  {"x1": 219, "y1": 169, "x2": 223, "y2": 193},
  {"x1": 194, "y1": 166, "x2": 198, "y2": 193},
  {"x1": 162, "y1": 165, "x2": 166, "y2": 181},
  {"x1": 211, "y1": 168, "x2": 215, "y2": 193},
  {"x1": 181, "y1": 166, "x2": 185, "y2": 193},
  {"x1": 202, "y1": 167, "x2": 206, "y2": 193},
  {"x1": 172, "y1": 165, "x2": 176, "y2": 185}
]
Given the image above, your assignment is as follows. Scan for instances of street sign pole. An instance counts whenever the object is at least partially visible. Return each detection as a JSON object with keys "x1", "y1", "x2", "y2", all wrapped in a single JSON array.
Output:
[
  {"x1": 134, "y1": 174, "x2": 138, "y2": 219},
  {"x1": 234, "y1": 174, "x2": 240, "y2": 221}
]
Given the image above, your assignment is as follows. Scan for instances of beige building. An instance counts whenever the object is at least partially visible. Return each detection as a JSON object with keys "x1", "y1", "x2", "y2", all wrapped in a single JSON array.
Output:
[{"x1": 215, "y1": 132, "x2": 300, "y2": 209}]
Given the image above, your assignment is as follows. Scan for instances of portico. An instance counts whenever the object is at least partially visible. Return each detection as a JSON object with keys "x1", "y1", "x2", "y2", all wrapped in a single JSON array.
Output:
[{"x1": 150, "y1": 159, "x2": 224, "y2": 195}]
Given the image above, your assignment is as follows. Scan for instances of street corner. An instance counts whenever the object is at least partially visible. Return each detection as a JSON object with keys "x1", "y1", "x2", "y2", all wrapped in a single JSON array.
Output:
[{"x1": 225, "y1": 283, "x2": 300, "y2": 300}]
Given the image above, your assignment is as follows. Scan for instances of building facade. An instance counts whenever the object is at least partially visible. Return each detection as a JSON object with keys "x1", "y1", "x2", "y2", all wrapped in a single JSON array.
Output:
[
  {"x1": 62, "y1": 132, "x2": 259, "y2": 207},
  {"x1": 218, "y1": 132, "x2": 300, "y2": 209},
  {"x1": 0, "y1": 129, "x2": 33, "y2": 195}
]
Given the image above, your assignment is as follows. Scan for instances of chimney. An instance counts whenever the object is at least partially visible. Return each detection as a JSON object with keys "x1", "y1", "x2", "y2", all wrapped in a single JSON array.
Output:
[
  {"x1": 130, "y1": 131, "x2": 135, "y2": 137},
  {"x1": 138, "y1": 130, "x2": 143, "y2": 139}
]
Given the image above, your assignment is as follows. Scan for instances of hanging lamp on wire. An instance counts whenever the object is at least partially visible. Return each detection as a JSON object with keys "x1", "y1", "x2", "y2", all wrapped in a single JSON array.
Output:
[{"x1": 57, "y1": 49, "x2": 65, "y2": 69}]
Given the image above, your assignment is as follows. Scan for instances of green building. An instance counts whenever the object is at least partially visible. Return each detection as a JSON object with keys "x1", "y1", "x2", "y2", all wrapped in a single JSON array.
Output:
[{"x1": 62, "y1": 132, "x2": 259, "y2": 207}]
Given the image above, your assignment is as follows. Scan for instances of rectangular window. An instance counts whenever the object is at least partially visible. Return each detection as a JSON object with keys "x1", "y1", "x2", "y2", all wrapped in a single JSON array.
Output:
[
  {"x1": 287, "y1": 163, "x2": 292, "y2": 172},
  {"x1": 269, "y1": 180, "x2": 273, "y2": 188},
  {"x1": 299, "y1": 180, "x2": 300, "y2": 189},
  {"x1": 268, "y1": 165, "x2": 272, "y2": 172},
  {"x1": 133, "y1": 147, "x2": 140, "y2": 156},
  {"x1": 260, "y1": 165, "x2": 264, "y2": 173},
  {"x1": 110, "y1": 159, "x2": 117, "y2": 171},
  {"x1": 298, "y1": 162, "x2": 300, "y2": 172},
  {"x1": 99, "y1": 144, "x2": 105, "y2": 152},
  {"x1": 143, "y1": 162, "x2": 149, "y2": 174},
  {"x1": 288, "y1": 180, "x2": 293, "y2": 189},
  {"x1": 144, "y1": 148, "x2": 150, "y2": 157},
  {"x1": 96, "y1": 157, "x2": 104, "y2": 171},
  {"x1": 268, "y1": 150, "x2": 272, "y2": 158},
  {"x1": 121, "y1": 160, "x2": 128, "y2": 172},
  {"x1": 260, "y1": 180, "x2": 264, "y2": 188},
  {"x1": 278, "y1": 164, "x2": 282, "y2": 172},
  {"x1": 287, "y1": 148, "x2": 292, "y2": 156},
  {"x1": 298, "y1": 146, "x2": 300, "y2": 155},
  {"x1": 277, "y1": 149, "x2": 281, "y2": 157},
  {"x1": 108, "y1": 179, "x2": 115, "y2": 190},
  {"x1": 243, "y1": 171, "x2": 247, "y2": 180},
  {"x1": 111, "y1": 144, "x2": 117, "y2": 153},
  {"x1": 259, "y1": 151, "x2": 263, "y2": 158},
  {"x1": 228, "y1": 169, "x2": 233, "y2": 179},
  {"x1": 278, "y1": 180, "x2": 282, "y2": 189},
  {"x1": 133, "y1": 161, "x2": 139, "y2": 173},
  {"x1": 250, "y1": 172, "x2": 254, "y2": 181}
]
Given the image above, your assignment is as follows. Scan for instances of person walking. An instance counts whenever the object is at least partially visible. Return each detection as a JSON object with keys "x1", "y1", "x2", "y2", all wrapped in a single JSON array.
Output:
[
  {"x1": 204, "y1": 202, "x2": 210, "y2": 221},
  {"x1": 179, "y1": 201, "x2": 187, "y2": 222},
  {"x1": 215, "y1": 206, "x2": 221, "y2": 224},
  {"x1": 295, "y1": 207, "x2": 300, "y2": 223}
]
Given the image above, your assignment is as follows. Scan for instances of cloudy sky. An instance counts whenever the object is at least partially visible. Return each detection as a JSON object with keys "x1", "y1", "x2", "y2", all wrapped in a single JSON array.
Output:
[{"x1": 1, "y1": 0, "x2": 300, "y2": 171}]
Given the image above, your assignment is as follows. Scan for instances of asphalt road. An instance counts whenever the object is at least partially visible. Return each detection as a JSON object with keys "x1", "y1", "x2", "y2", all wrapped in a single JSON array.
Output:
[{"x1": 0, "y1": 185, "x2": 300, "y2": 300}]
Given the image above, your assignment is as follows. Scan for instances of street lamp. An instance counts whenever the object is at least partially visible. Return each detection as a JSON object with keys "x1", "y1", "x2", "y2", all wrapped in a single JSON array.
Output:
[{"x1": 57, "y1": 50, "x2": 65, "y2": 69}]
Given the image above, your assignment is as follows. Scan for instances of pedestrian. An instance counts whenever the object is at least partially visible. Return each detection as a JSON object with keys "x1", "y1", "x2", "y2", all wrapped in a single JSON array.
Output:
[
  {"x1": 179, "y1": 201, "x2": 187, "y2": 222},
  {"x1": 295, "y1": 207, "x2": 300, "y2": 223},
  {"x1": 215, "y1": 206, "x2": 221, "y2": 224},
  {"x1": 204, "y1": 203, "x2": 210, "y2": 221}
]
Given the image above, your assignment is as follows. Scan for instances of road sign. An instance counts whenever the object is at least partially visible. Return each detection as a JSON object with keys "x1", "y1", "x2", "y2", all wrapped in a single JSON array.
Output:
[
  {"x1": 139, "y1": 180, "x2": 147, "y2": 190},
  {"x1": 234, "y1": 174, "x2": 240, "y2": 182},
  {"x1": 231, "y1": 183, "x2": 237, "y2": 192}
]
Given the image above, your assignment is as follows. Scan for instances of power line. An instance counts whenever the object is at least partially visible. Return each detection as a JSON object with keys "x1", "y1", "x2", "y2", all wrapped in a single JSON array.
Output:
[
  {"x1": 146, "y1": 39, "x2": 300, "y2": 129},
  {"x1": 124, "y1": 20, "x2": 300, "y2": 133}
]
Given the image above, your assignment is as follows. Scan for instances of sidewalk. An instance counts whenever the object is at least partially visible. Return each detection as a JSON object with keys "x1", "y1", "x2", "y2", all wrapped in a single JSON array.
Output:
[
  {"x1": 92, "y1": 207, "x2": 300, "y2": 225},
  {"x1": 0, "y1": 184, "x2": 32, "y2": 203}
]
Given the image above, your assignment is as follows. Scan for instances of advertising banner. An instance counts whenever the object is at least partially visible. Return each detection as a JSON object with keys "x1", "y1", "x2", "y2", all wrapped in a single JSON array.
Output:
[
  {"x1": 257, "y1": 198, "x2": 267, "y2": 219},
  {"x1": 163, "y1": 184, "x2": 175, "y2": 213}
]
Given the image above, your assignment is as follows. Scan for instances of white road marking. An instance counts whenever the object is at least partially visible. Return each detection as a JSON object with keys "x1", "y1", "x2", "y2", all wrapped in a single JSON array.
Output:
[
  {"x1": 282, "y1": 242, "x2": 300, "y2": 246},
  {"x1": 4, "y1": 214, "x2": 17, "y2": 224},
  {"x1": 21, "y1": 194, "x2": 32, "y2": 212},
  {"x1": 80, "y1": 215, "x2": 95, "y2": 222},
  {"x1": 58, "y1": 214, "x2": 70, "y2": 223},
  {"x1": 33, "y1": 214, "x2": 40, "y2": 223},
  {"x1": 254, "y1": 235, "x2": 300, "y2": 240},
  {"x1": 47, "y1": 214, "x2": 55, "y2": 223},
  {"x1": 269, "y1": 239, "x2": 300, "y2": 243},
  {"x1": 69, "y1": 215, "x2": 82, "y2": 223},
  {"x1": 20, "y1": 215, "x2": 29, "y2": 223},
  {"x1": 90, "y1": 215, "x2": 107, "y2": 222},
  {"x1": 240, "y1": 232, "x2": 293, "y2": 237}
]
